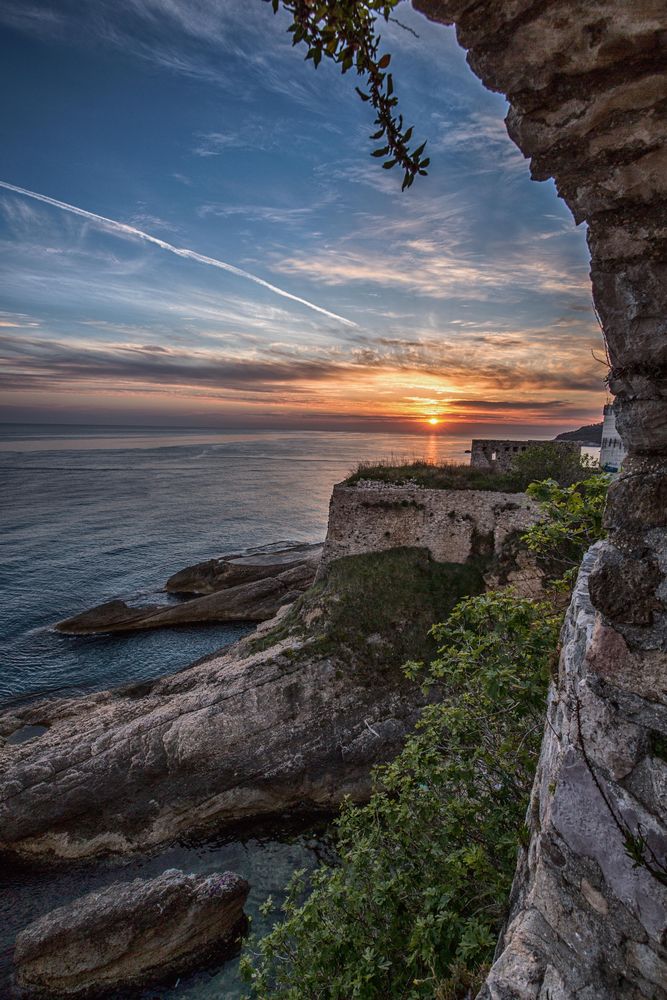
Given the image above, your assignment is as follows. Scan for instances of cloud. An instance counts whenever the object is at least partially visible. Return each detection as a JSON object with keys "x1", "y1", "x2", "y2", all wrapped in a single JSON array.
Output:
[
  {"x1": 275, "y1": 244, "x2": 590, "y2": 302},
  {"x1": 0, "y1": 180, "x2": 357, "y2": 328}
]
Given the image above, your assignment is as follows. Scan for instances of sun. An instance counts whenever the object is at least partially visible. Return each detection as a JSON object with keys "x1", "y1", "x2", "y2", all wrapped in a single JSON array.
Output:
[{"x1": 427, "y1": 417, "x2": 440, "y2": 426}]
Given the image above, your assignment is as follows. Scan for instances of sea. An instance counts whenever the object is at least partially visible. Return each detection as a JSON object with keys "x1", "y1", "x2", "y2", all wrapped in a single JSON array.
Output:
[{"x1": 0, "y1": 423, "x2": 473, "y2": 999}]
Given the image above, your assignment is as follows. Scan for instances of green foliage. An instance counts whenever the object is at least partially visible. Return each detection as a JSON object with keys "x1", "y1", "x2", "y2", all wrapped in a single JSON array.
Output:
[
  {"x1": 241, "y1": 591, "x2": 561, "y2": 998},
  {"x1": 345, "y1": 459, "x2": 523, "y2": 492},
  {"x1": 508, "y1": 442, "x2": 597, "y2": 490},
  {"x1": 521, "y1": 475, "x2": 610, "y2": 590},
  {"x1": 267, "y1": 0, "x2": 429, "y2": 189},
  {"x1": 248, "y1": 546, "x2": 486, "y2": 675}
]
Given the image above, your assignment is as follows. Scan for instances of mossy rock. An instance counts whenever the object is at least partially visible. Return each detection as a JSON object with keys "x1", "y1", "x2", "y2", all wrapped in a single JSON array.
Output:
[{"x1": 249, "y1": 547, "x2": 486, "y2": 681}]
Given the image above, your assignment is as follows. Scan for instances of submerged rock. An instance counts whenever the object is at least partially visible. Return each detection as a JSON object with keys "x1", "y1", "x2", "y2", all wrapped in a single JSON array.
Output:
[{"x1": 13, "y1": 869, "x2": 249, "y2": 997}]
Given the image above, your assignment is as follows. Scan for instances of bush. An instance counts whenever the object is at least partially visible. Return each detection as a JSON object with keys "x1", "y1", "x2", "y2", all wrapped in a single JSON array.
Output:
[
  {"x1": 508, "y1": 442, "x2": 596, "y2": 490},
  {"x1": 241, "y1": 591, "x2": 561, "y2": 1000},
  {"x1": 521, "y1": 475, "x2": 610, "y2": 589}
]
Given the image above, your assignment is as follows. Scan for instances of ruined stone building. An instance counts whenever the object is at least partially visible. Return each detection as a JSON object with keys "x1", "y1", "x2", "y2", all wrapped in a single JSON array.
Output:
[{"x1": 470, "y1": 438, "x2": 580, "y2": 472}]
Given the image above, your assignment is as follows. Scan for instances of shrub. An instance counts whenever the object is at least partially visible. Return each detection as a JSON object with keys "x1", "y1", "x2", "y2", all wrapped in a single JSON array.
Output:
[
  {"x1": 241, "y1": 591, "x2": 561, "y2": 999},
  {"x1": 508, "y1": 442, "x2": 596, "y2": 490},
  {"x1": 521, "y1": 475, "x2": 610, "y2": 589}
]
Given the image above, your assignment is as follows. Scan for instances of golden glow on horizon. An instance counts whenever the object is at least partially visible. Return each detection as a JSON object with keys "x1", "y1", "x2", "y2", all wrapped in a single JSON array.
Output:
[{"x1": 428, "y1": 417, "x2": 440, "y2": 426}]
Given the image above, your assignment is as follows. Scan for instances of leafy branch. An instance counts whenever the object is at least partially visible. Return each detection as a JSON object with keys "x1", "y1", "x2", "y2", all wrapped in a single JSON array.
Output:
[{"x1": 266, "y1": 0, "x2": 429, "y2": 189}]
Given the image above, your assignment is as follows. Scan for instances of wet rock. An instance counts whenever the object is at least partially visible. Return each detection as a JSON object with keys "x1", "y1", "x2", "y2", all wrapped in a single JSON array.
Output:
[{"x1": 13, "y1": 869, "x2": 249, "y2": 997}]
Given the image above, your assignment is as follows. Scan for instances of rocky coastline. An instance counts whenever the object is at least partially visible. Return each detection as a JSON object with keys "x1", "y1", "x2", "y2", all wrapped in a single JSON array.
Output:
[{"x1": 1, "y1": 480, "x2": 541, "y2": 995}]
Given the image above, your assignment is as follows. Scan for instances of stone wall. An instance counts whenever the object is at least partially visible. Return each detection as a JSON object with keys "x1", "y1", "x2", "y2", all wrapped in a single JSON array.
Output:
[
  {"x1": 470, "y1": 439, "x2": 579, "y2": 472},
  {"x1": 319, "y1": 481, "x2": 539, "y2": 571},
  {"x1": 412, "y1": 2, "x2": 667, "y2": 996}
]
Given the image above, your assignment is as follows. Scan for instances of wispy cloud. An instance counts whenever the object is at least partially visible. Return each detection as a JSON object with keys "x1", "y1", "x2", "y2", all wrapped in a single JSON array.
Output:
[{"x1": 0, "y1": 180, "x2": 357, "y2": 328}]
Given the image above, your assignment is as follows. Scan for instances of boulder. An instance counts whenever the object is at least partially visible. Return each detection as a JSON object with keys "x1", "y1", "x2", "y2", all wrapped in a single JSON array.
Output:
[{"x1": 13, "y1": 869, "x2": 249, "y2": 997}]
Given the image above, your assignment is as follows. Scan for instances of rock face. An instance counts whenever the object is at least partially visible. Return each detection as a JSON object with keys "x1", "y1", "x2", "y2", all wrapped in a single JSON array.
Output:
[
  {"x1": 411, "y1": 2, "x2": 667, "y2": 996},
  {"x1": 320, "y1": 483, "x2": 539, "y2": 571},
  {"x1": 479, "y1": 547, "x2": 667, "y2": 1000},
  {"x1": 14, "y1": 869, "x2": 249, "y2": 997},
  {"x1": 56, "y1": 543, "x2": 322, "y2": 635}
]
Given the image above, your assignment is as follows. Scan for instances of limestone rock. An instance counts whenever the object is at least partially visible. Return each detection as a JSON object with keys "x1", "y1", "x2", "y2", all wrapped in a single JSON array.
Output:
[
  {"x1": 478, "y1": 547, "x2": 667, "y2": 1000},
  {"x1": 13, "y1": 869, "x2": 249, "y2": 997}
]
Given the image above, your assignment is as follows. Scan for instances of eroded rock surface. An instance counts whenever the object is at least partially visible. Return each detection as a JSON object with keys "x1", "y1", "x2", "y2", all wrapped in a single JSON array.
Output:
[
  {"x1": 479, "y1": 547, "x2": 667, "y2": 1000},
  {"x1": 13, "y1": 869, "x2": 249, "y2": 997},
  {"x1": 165, "y1": 542, "x2": 322, "y2": 595},
  {"x1": 411, "y1": 3, "x2": 667, "y2": 996},
  {"x1": 56, "y1": 543, "x2": 322, "y2": 634}
]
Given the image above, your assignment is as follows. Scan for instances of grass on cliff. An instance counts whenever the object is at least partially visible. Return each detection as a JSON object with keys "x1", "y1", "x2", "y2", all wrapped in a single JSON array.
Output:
[
  {"x1": 241, "y1": 590, "x2": 562, "y2": 999},
  {"x1": 345, "y1": 459, "x2": 519, "y2": 492},
  {"x1": 248, "y1": 546, "x2": 486, "y2": 678},
  {"x1": 346, "y1": 445, "x2": 596, "y2": 493}
]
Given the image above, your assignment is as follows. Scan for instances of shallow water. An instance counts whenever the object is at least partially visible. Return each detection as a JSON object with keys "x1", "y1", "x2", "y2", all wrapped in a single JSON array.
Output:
[{"x1": 1, "y1": 424, "x2": 472, "y2": 998}]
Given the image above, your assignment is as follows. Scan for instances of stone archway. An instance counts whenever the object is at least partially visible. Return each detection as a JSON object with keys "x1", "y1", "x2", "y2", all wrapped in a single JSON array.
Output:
[{"x1": 411, "y1": 2, "x2": 667, "y2": 996}]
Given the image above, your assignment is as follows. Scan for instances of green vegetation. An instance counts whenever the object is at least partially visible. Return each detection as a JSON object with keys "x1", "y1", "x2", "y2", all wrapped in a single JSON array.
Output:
[
  {"x1": 241, "y1": 475, "x2": 611, "y2": 998},
  {"x1": 241, "y1": 591, "x2": 561, "y2": 998},
  {"x1": 248, "y1": 547, "x2": 486, "y2": 675},
  {"x1": 268, "y1": 1, "x2": 429, "y2": 189},
  {"x1": 345, "y1": 459, "x2": 522, "y2": 492},
  {"x1": 346, "y1": 444, "x2": 599, "y2": 493},
  {"x1": 521, "y1": 475, "x2": 610, "y2": 589},
  {"x1": 509, "y1": 442, "x2": 597, "y2": 490}
]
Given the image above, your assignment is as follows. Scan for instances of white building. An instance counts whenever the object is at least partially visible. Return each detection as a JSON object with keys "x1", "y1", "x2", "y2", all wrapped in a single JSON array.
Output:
[{"x1": 600, "y1": 403, "x2": 626, "y2": 472}]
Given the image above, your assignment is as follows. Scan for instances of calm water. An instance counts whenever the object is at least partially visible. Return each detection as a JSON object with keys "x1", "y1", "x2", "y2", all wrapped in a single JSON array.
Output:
[{"x1": 0, "y1": 424, "x2": 471, "y2": 999}]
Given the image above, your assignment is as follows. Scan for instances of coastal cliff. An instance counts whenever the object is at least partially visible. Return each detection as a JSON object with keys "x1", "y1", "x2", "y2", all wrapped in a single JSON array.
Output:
[{"x1": 0, "y1": 481, "x2": 535, "y2": 859}]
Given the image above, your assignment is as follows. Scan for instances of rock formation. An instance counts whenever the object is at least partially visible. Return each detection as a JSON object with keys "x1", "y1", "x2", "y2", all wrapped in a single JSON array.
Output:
[
  {"x1": 13, "y1": 869, "x2": 249, "y2": 997},
  {"x1": 56, "y1": 542, "x2": 322, "y2": 635},
  {"x1": 412, "y1": 1, "x2": 667, "y2": 996},
  {"x1": 1, "y1": 544, "x2": 472, "y2": 859},
  {"x1": 165, "y1": 542, "x2": 322, "y2": 595}
]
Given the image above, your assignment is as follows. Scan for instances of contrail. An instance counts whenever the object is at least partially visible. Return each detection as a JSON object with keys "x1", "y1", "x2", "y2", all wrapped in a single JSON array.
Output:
[{"x1": 0, "y1": 180, "x2": 357, "y2": 328}]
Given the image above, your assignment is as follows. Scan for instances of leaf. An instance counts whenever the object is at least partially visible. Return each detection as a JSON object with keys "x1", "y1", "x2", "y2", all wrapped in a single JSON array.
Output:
[{"x1": 378, "y1": 53, "x2": 391, "y2": 69}]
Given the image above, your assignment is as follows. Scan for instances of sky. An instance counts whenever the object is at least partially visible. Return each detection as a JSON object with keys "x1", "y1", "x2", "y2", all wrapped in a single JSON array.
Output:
[{"x1": 0, "y1": 0, "x2": 608, "y2": 436}]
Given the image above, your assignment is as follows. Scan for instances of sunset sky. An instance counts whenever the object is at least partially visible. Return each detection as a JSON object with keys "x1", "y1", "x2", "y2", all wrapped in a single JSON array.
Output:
[{"x1": 0, "y1": 0, "x2": 607, "y2": 435}]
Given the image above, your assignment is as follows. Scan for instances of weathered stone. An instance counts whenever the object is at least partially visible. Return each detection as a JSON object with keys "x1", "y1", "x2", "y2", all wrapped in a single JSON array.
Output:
[
  {"x1": 57, "y1": 561, "x2": 317, "y2": 634},
  {"x1": 477, "y1": 548, "x2": 667, "y2": 1000},
  {"x1": 165, "y1": 542, "x2": 322, "y2": 595},
  {"x1": 13, "y1": 869, "x2": 248, "y2": 997},
  {"x1": 410, "y1": 3, "x2": 667, "y2": 996},
  {"x1": 588, "y1": 547, "x2": 663, "y2": 625},
  {"x1": 319, "y1": 483, "x2": 539, "y2": 571}
]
